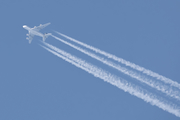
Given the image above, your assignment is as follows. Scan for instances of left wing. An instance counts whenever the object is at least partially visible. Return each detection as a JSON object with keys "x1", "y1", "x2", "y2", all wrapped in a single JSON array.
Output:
[{"x1": 32, "y1": 23, "x2": 51, "y2": 31}]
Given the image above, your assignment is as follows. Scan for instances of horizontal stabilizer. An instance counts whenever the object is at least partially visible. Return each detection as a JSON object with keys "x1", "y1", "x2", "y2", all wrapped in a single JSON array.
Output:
[{"x1": 43, "y1": 33, "x2": 52, "y2": 41}]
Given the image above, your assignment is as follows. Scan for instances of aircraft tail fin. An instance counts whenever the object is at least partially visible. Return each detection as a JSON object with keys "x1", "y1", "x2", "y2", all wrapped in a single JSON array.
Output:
[{"x1": 43, "y1": 33, "x2": 52, "y2": 41}]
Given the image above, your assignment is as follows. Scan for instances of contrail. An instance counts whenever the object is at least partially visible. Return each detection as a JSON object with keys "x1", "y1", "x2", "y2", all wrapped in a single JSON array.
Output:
[
  {"x1": 40, "y1": 42, "x2": 180, "y2": 117},
  {"x1": 51, "y1": 35, "x2": 180, "y2": 101},
  {"x1": 55, "y1": 31, "x2": 180, "y2": 90}
]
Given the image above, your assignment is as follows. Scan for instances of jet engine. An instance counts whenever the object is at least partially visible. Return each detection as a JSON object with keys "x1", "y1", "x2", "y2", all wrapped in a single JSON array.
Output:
[
  {"x1": 26, "y1": 34, "x2": 29, "y2": 36},
  {"x1": 26, "y1": 37, "x2": 29, "y2": 40}
]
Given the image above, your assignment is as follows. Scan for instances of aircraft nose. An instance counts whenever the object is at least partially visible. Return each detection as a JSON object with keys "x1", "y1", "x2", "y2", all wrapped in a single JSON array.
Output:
[{"x1": 23, "y1": 25, "x2": 26, "y2": 28}]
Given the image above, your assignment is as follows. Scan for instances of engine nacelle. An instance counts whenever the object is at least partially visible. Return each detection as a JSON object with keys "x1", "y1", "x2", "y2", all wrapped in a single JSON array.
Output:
[
  {"x1": 26, "y1": 34, "x2": 29, "y2": 36},
  {"x1": 26, "y1": 37, "x2": 29, "y2": 40}
]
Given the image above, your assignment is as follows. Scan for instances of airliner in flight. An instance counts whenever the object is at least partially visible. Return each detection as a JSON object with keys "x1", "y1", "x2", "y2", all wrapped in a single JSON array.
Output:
[{"x1": 23, "y1": 23, "x2": 51, "y2": 43}]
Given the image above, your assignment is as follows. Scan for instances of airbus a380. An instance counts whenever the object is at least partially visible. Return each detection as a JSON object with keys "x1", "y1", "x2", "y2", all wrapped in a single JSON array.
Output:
[{"x1": 23, "y1": 23, "x2": 52, "y2": 43}]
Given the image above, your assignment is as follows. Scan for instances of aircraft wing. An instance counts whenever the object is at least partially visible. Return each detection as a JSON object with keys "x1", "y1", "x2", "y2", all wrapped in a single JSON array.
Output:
[
  {"x1": 27, "y1": 32, "x2": 34, "y2": 44},
  {"x1": 32, "y1": 23, "x2": 51, "y2": 31}
]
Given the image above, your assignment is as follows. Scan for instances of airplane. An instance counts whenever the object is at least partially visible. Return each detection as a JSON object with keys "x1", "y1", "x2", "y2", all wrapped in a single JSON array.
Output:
[{"x1": 23, "y1": 23, "x2": 52, "y2": 43}]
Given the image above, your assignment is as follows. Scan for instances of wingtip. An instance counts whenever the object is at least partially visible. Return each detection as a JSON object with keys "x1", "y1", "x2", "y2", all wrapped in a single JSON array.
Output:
[{"x1": 29, "y1": 40, "x2": 32, "y2": 44}]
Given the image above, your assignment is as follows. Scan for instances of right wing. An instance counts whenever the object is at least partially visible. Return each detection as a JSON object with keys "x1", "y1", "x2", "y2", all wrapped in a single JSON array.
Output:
[
  {"x1": 26, "y1": 32, "x2": 34, "y2": 44},
  {"x1": 32, "y1": 23, "x2": 51, "y2": 31}
]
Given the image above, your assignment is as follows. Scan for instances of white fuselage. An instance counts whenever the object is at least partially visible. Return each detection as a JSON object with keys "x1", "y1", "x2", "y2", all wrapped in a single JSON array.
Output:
[{"x1": 23, "y1": 25, "x2": 44, "y2": 37}]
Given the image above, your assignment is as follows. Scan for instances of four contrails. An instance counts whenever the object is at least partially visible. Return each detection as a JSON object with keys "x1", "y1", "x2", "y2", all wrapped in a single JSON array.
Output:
[{"x1": 40, "y1": 32, "x2": 180, "y2": 117}]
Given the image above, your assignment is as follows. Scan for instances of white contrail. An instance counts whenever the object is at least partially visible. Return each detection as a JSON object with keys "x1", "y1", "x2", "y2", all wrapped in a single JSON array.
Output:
[
  {"x1": 55, "y1": 31, "x2": 180, "y2": 90},
  {"x1": 51, "y1": 35, "x2": 180, "y2": 101},
  {"x1": 41, "y1": 42, "x2": 180, "y2": 117}
]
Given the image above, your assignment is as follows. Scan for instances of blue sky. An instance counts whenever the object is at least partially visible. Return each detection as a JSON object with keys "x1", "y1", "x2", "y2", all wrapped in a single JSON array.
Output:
[{"x1": 0, "y1": 0, "x2": 180, "y2": 120}]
